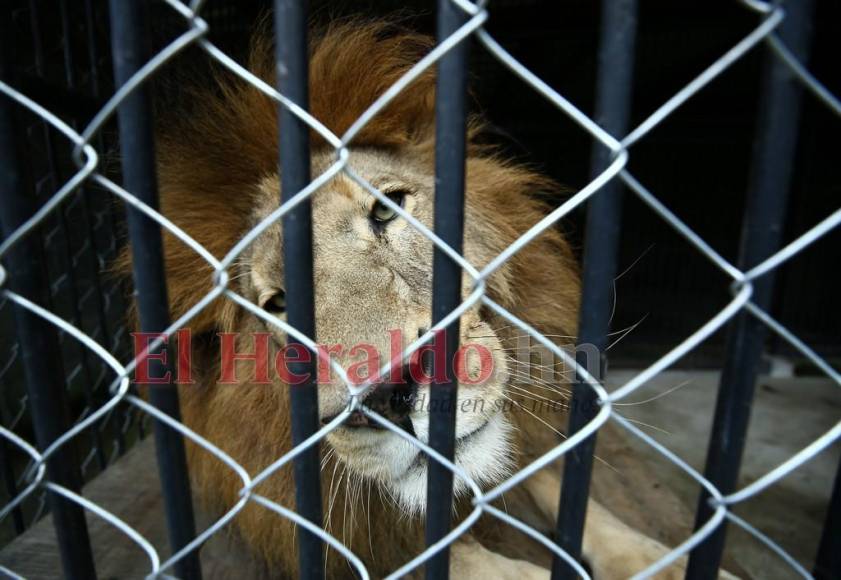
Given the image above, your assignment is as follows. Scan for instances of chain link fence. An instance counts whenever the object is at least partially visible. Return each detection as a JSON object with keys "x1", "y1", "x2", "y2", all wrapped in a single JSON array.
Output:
[
  {"x1": 0, "y1": 0, "x2": 839, "y2": 578},
  {"x1": 0, "y1": 0, "x2": 143, "y2": 547}
]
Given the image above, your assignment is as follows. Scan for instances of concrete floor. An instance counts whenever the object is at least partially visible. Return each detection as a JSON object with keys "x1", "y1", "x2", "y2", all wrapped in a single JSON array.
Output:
[
  {"x1": 605, "y1": 369, "x2": 840, "y2": 579},
  {"x1": 1, "y1": 370, "x2": 837, "y2": 578}
]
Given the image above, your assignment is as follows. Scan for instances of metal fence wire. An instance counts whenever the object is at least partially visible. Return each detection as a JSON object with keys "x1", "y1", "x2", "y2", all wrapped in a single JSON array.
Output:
[
  {"x1": 0, "y1": 0, "x2": 840, "y2": 579},
  {"x1": 0, "y1": 0, "x2": 142, "y2": 544}
]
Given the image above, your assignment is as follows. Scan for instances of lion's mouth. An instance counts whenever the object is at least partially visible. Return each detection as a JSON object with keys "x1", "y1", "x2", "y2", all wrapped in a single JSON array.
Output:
[
  {"x1": 327, "y1": 411, "x2": 512, "y2": 513},
  {"x1": 322, "y1": 367, "x2": 420, "y2": 436},
  {"x1": 401, "y1": 415, "x2": 496, "y2": 474},
  {"x1": 456, "y1": 415, "x2": 494, "y2": 442},
  {"x1": 336, "y1": 408, "x2": 416, "y2": 437}
]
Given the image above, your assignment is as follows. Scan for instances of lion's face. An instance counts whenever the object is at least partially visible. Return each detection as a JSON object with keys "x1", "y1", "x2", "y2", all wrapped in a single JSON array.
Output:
[
  {"x1": 243, "y1": 148, "x2": 518, "y2": 512},
  {"x1": 135, "y1": 20, "x2": 582, "y2": 574}
]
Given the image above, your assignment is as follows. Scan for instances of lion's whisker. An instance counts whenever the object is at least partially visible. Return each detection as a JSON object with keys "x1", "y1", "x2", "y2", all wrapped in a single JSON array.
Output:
[
  {"x1": 366, "y1": 479, "x2": 374, "y2": 559},
  {"x1": 504, "y1": 369, "x2": 572, "y2": 396},
  {"x1": 501, "y1": 353, "x2": 574, "y2": 368},
  {"x1": 324, "y1": 460, "x2": 343, "y2": 566},
  {"x1": 320, "y1": 448, "x2": 335, "y2": 471},
  {"x1": 501, "y1": 394, "x2": 618, "y2": 473},
  {"x1": 502, "y1": 360, "x2": 579, "y2": 384},
  {"x1": 507, "y1": 379, "x2": 571, "y2": 402},
  {"x1": 500, "y1": 394, "x2": 566, "y2": 440},
  {"x1": 509, "y1": 384, "x2": 568, "y2": 406},
  {"x1": 612, "y1": 379, "x2": 693, "y2": 407},
  {"x1": 605, "y1": 314, "x2": 648, "y2": 351},
  {"x1": 614, "y1": 414, "x2": 670, "y2": 435}
]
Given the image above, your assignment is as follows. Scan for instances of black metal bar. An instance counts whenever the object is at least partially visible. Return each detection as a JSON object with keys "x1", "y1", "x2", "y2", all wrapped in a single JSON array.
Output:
[
  {"x1": 30, "y1": 3, "x2": 106, "y2": 473},
  {"x1": 0, "y1": 10, "x2": 97, "y2": 577},
  {"x1": 274, "y1": 2, "x2": 324, "y2": 578},
  {"x1": 84, "y1": 0, "x2": 131, "y2": 455},
  {"x1": 107, "y1": 2, "x2": 201, "y2": 578},
  {"x1": 33, "y1": 1, "x2": 108, "y2": 465},
  {"x1": 685, "y1": 1, "x2": 815, "y2": 577},
  {"x1": 47, "y1": 133, "x2": 108, "y2": 471},
  {"x1": 0, "y1": 376, "x2": 26, "y2": 535},
  {"x1": 0, "y1": 437, "x2": 25, "y2": 535},
  {"x1": 552, "y1": 1, "x2": 637, "y2": 577},
  {"x1": 57, "y1": 0, "x2": 116, "y2": 471},
  {"x1": 814, "y1": 456, "x2": 841, "y2": 579},
  {"x1": 424, "y1": 1, "x2": 469, "y2": 578}
]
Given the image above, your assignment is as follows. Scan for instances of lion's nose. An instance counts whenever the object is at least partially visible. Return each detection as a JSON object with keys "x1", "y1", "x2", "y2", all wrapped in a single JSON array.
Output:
[
  {"x1": 361, "y1": 379, "x2": 418, "y2": 429},
  {"x1": 322, "y1": 371, "x2": 418, "y2": 436}
]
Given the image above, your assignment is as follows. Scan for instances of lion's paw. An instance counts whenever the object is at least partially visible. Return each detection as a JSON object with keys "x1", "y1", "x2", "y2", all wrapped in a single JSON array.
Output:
[{"x1": 584, "y1": 537, "x2": 738, "y2": 580}]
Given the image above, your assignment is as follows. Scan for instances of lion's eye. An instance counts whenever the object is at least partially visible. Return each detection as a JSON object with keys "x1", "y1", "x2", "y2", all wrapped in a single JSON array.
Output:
[
  {"x1": 263, "y1": 290, "x2": 286, "y2": 314},
  {"x1": 371, "y1": 201, "x2": 397, "y2": 223},
  {"x1": 370, "y1": 190, "x2": 407, "y2": 225}
]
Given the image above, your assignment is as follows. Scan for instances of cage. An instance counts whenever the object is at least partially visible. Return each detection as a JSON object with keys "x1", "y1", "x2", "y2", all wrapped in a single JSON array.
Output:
[{"x1": 0, "y1": 1, "x2": 839, "y2": 579}]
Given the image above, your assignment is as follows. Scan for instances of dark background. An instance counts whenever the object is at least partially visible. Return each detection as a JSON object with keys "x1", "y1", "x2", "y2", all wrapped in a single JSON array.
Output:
[{"x1": 159, "y1": 0, "x2": 841, "y2": 367}]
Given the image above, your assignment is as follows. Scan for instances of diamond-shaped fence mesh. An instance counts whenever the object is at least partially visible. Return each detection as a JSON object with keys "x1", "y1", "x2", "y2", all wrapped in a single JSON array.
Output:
[{"x1": 0, "y1": 0, "x2": 839, "y2": 579}]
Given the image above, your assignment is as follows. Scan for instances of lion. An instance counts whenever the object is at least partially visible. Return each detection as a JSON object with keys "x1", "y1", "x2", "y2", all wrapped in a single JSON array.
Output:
[{"x1": 120, "y1": 20, "x2": 737, "y2": 579}]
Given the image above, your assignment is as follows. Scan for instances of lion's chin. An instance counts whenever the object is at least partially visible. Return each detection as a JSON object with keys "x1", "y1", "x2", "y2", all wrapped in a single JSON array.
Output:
[{"x1": 377, "y1": 413, "x2": 516, "y2": 516}]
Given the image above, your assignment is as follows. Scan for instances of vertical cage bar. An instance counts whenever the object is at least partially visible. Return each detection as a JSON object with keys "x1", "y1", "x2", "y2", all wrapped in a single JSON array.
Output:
[
  {"x1": 424, "y1": 1, "x2": 469, "y2": 578},
  {"x1": 814, "y1": 457, "x2": 841, "y2": 579},
  {"x1": 274, "y1": 2, "x2": 324, "y2": 578},
  {"x1": 0, "y1": 10, "x2": 97, "y2": 578},
  {"x1": 58, "y1": 0, "x2": 121, "y2": 468},
  {"x1": 107, "y1": 2, "x2": 201, "y2": 578},
  {"x1": 0, "y1": 437, "x2": 25, "y2": 534},
  {"x1": 552, "y1": 1, "x2": 637, "y2": 577},
  {"x1": 85, "y1": 0, "x2": 132, "y2": 455},
  {"x1": 685, "y1": 1, "x2": 815, "y2": 577},
  {"x1": 0, "y1": 377, "x2": 26, "y2": 536},
  {"x1": 31, "y1": 1, "x2": 107, "y2": 473}
]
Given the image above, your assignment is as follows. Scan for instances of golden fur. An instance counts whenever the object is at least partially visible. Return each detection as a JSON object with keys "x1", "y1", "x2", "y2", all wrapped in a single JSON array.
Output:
[{"x1": 116, "y1": 20, "x2": 724, "y2": 580}]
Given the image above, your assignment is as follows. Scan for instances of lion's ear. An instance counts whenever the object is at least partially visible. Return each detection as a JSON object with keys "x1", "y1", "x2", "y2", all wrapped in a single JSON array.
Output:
[{"x1": 249, "y1": 20, "x2": 436, "y2": 148}]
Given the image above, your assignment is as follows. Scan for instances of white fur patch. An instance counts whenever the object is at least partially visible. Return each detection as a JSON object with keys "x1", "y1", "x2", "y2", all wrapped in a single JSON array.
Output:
[{"x1": 389, "y1": 413, "x2": 516, "y2": 515}]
